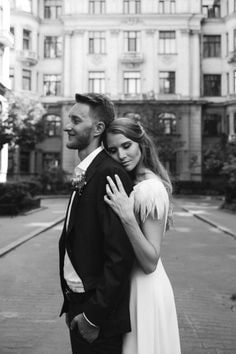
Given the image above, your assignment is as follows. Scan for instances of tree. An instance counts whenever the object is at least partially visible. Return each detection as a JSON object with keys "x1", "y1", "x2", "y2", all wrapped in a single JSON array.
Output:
[{"x1": 0, "y1": 92, "x2": 45, "y2": 150}]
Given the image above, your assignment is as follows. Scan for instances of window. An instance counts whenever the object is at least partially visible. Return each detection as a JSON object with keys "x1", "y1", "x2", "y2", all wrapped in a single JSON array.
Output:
[
  {"x1": 157, "y1": 112, "x2": 177, "y2": 135},
  {"x1": 44, "y1": 115, "x2": 61, "y2": 136},
  {"x1": 203, "y1": 114, "x2": 222, "y2": 136},
  {"x1": 23, "y1": 29, "x2": 31, "y2": 50},
  {"x1": 124, "y1": 72, "x2": 141, "y2": 95},
  {"x1": 203, "y1": 35, "x2": 221, "y2": 58},
  {"x1": 9, "y1": 68, "x2": 14, "y2": 90},
  {"x1": 20, "y1": 150, "x2": 30, "y2": 173},
  {"x1": 203, "y1": 74, "x2": 221, "y2": 96},
  {"x1": 159, "y1": 31, "x2": 176, "y2": 54},
  {"x1": 89, "y1": 0, "x2": 105, "y2": 14},
  {"x1": 43, "y1": 152, "x2": 60, "y2": 171},
  {"x1": 227, "y1": 73, "x2": 229, "y2": 94},
  {"x1": 44, "y1": 36, "x2": 62, "y2": 58},
  {"x1": 123, "y1": 0, "x2": 141, "y2": 14},
  {"x1": 22, "y1": 69, "x2": 31, "y2": 90},
  {"x1": 88, "y1": 72, "x2": 105, "y2": 93},
  {"x1": 88, "y1": 32, "x2": 105, "y2": 54},
  {"x1": 202, "y1": 0, "x2": 220, "y2": 18},
  {"x1": 159, "y1": 72, "x2": 175, "y2": 94},
  {"x1": 43, "y1": 74, "x2": 61, "y2": 96},
  {"x1": 44, "y1": 0, "x2": 62, "y2": 19},
  {"x1": 124, "y1": 31, "x2": 140, "y2": 52},
  {"x1": 158, "y1": 0, "x2": 176, "y2": 14}
]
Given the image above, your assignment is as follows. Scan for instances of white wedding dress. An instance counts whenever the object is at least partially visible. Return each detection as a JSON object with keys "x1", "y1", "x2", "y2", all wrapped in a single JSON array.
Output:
[{"x1": 122, "y1": 177, "x2": 181, "y2": 354}]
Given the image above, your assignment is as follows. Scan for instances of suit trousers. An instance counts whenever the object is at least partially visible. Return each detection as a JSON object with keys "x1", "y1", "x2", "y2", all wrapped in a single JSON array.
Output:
[{"x1": 66, "y1": 290, "x2": 123, "y2": 354}]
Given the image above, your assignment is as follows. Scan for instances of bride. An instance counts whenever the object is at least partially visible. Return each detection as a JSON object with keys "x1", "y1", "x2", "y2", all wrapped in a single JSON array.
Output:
[{"x1": 103, "y1": 117, "x2": 181, "y2": 354}]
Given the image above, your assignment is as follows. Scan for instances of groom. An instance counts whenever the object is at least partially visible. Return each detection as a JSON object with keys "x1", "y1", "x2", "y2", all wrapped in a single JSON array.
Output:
[{"x1": 59, "y1": 93, "x2": 134, "y2": 353}]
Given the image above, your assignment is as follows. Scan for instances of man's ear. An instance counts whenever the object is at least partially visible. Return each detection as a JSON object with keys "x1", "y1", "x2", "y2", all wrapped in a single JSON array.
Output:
[{"x1": 94, "y1": 121, "x2": 105, "y2": 137}]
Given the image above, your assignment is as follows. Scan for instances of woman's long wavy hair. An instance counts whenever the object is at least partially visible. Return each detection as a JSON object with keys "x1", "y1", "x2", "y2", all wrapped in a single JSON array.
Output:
[{"x1": 103, "y1": 117, "x2": 173, "y2": 227}]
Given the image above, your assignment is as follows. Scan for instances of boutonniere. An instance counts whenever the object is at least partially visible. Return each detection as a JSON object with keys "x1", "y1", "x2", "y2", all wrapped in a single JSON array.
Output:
[{"x1": 71, "y1": 169, "x2": 87, "y2": 195}]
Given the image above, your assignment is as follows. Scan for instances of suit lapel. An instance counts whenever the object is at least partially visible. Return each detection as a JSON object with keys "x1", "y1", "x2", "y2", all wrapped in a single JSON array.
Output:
[{"x1": 66, "y1": 150, "x2": 108, "y2": 235}]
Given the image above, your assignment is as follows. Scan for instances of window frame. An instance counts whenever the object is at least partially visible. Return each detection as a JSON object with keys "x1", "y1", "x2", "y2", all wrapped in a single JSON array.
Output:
[
  {"x1": 159, "y1": 31, "x2": 176, "y2": 54},
  {"x1": 23, "y1": 29, "x2": 31, "y2": 50},
  {"x1": 88, "y1": 71, "x2": 105, "y2": 93},
  {"x1": 203, "y1": 74, "x2": 221, "y2": 96},
  {"x1": 22, "y1": 69, "x2": 31, "y2": 91},
  {"x1": 124, "y1": 71, "x2": 141, "y2": 95},
  {"x1": 203, "y1": 35, "x2": 221, "y2": 58},
  {"x1": 159, "y1": 71, "x2": 175, "y2": 94},
  {"x1": 89, "y1": 0, "x2": 106, "y2": 14},
  {"x1": 43, "y1": 74, "x2": 62, "y2": 96},
  {"x1": 123, "y1": 0, "x2": 141, "y2": 14},
  {"x1": 124, "y1": 31, "x2": 140, "y2": 52},
  {"x1": 88, "y1": 31, "x2": 106, "y2": 54},
  {"x1": 44, "y1": 36, "x2": 62, "y2": 58}
]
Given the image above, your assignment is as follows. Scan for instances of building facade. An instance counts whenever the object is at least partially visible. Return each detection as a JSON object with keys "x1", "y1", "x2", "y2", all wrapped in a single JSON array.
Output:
[
  {"x1": 0, "y1": 0, "x2": 13, "y2": 182},
  {"x1": 7, "y1": 0, "x2": 236, "y2": 181}
]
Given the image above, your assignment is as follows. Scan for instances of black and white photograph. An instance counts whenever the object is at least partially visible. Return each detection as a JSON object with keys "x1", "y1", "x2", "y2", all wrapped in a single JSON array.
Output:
[{"x1": 0, "y1": 0, "x2": 236, "y2": 353}]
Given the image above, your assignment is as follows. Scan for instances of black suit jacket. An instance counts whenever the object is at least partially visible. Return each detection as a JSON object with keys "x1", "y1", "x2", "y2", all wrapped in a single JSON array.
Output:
[{"x1": 59, "y1": 150, "x2": 135, "y2": 337}]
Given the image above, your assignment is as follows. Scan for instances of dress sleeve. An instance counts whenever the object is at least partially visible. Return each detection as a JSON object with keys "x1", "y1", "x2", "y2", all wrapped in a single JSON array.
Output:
[{"x1": 133, "y1": 179, "x2": 169, "y2": 223}]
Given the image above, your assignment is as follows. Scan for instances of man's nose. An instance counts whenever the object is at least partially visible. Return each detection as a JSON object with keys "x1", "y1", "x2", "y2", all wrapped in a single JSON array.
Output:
[{"x1": 64, "y1": 121, "x2": 72, "y2": 132}]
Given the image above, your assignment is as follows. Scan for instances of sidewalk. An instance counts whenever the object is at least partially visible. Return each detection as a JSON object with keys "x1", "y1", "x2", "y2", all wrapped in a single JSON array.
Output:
[
  {"x1": 0, "y1": 197, "x2": 68, "y2": 256},
  {"x1": 173, "y1": 195, "x2": 236, "y2": 239}
]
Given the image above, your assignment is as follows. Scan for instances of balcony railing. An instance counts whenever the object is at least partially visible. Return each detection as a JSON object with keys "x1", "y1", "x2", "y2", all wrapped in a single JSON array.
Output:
[
  {"x1": 120, "y1": 52, "x2": 144, "y2": 64},
  {"x1": 17, "y1": 50, "x2": 38, "y2": 65}
]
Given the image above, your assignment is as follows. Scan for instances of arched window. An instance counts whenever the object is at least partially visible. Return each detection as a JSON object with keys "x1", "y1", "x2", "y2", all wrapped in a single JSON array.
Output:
[
  {"x1": 44, "y1": 115, "x2": 61, "y2": 137},
  {"x1": 157, "y1": 112, "x2": 177, "y2": 135}
]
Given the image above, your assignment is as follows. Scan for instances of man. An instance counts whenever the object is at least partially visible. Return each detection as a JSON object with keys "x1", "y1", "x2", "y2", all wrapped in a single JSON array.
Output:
[{"x1": 59, "y1": 93, "x2": 134, "y2": 353}]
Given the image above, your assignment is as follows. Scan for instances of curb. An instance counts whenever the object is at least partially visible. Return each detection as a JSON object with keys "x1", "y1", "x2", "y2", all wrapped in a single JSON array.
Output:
[
  {"x1": 0, "y1": 216, "x2": 65, "y2": 257},
  {"x1": 181, "y1": 206, "x2": 236, "y2": 240}
]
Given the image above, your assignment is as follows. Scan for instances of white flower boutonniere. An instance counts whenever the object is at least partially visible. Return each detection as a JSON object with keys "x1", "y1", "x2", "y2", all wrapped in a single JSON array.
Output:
[{"x1": 71, "y1": 168, "x2": 87, "y2": 195}]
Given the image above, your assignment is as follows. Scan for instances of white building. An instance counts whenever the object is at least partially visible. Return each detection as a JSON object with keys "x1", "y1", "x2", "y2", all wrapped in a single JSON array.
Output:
[
  {"x1": 8, "y1": 0, "x2": 236, "y2": 181},
  {"x1": 0, "y1": 0, "x2": 13, "y2": 182}
]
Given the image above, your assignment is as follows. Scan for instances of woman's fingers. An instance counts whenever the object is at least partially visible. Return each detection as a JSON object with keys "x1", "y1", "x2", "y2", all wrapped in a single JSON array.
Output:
[
  {"x1": 105, "y1": 183, "x2": 113, "y2": 197},
  {"x1": 106, "y1": 176, "x2": 118, "y2": 193},
  {"x1": 104, "y1": 195, "x2": 112, "y2": 205},
  {"x1": 114, "y1": 174, "x2": 126, "y2": 193}
]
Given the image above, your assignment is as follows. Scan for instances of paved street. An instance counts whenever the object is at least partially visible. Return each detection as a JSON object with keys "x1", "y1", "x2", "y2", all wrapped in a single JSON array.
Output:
[{"x1": 0, "y1": 197, "x2": 236, "y2": 353}]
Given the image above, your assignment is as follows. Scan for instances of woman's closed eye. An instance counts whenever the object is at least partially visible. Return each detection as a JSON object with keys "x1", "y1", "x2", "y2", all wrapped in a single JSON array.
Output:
[{"x1": 108, "y1": 143, "x2": 132, "y2": 155}]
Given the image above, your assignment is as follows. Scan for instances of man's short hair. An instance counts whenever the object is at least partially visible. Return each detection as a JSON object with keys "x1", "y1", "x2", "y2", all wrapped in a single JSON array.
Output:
[{"x1": 75, "y1": 93, "x2": 115, "y2": 128}]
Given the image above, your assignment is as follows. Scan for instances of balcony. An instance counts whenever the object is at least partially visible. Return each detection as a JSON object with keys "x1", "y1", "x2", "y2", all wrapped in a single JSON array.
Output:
[
  {"x1": 17, "y1": 50, "x2": 38, "y2": 65},
  {"x1": 120, "y1": 52, "x2": 144, "y2": 64},
  {"x1": 227, "y1": 51, "x2": 236, "y2": 64}
]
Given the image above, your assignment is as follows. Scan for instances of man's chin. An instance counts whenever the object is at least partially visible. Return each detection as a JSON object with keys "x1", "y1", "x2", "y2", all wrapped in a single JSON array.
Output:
[{"x1": 66, "y1": 142, "x2": 78, "y2": 149}]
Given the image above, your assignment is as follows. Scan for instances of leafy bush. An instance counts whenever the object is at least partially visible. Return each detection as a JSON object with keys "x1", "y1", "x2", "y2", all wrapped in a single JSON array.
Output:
[
  {"x1": 38, "y1": 167, "x2": 71, "y2": 194},
  {"x1": 173, "y1": 179, "x2": 227, "y2": 196},
  {"x1": 0, "y1": 182, "x2": 41, "y2": 215}
]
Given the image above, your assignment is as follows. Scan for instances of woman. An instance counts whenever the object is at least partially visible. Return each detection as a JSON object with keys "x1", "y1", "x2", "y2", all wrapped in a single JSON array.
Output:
[{"x1": 103, "y1": 117, "x2": 181, "y2": 354}]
